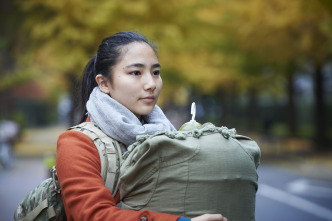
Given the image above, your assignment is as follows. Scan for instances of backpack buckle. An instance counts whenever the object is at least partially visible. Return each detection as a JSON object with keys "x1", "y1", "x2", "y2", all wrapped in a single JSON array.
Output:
[{"x1": 51, "y1": 166, "x2": 61, "y2": 194}]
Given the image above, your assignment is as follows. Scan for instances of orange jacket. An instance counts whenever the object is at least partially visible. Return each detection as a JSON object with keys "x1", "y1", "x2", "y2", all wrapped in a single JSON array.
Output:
[{"x1": 56, "y1": 129, "x2": 181, "y2": 221}]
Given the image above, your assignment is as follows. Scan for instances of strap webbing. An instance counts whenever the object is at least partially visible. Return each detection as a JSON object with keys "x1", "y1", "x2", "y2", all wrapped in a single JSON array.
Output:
[
  {"x1": 21, "y1": 198, "x2": 48, "y2": 221},
  {"x1": 47, "y1": 206, "x2": 56, "y2": 219},
  {"x1": 69, "y1": 122, "x2": 123, "y2": 197}
]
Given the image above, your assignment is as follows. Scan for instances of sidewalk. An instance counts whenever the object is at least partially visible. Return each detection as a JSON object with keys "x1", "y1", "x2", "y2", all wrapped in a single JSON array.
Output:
[
  {"x1": 14, "y1": 125, "x2": 67, "y2": 157},
  {"x1": 257, "y1": 136, "x2": 332, "y2": 181}
]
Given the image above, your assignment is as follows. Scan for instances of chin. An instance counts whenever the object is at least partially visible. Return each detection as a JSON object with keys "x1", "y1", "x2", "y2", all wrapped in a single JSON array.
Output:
[{"x1": 137, "y1": 107, "x2": 155, "y2": 116}]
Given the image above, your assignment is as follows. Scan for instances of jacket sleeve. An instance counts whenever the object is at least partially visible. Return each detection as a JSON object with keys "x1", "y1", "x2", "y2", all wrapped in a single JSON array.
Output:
[{"x1": 56, "y1": 130, "x2": 180, "y2": 221}]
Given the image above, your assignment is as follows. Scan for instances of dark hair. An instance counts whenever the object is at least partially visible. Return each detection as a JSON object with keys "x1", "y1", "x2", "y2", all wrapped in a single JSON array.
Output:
[{"x1": 79, "y1": 32, "x2": 157, "y2": 123}]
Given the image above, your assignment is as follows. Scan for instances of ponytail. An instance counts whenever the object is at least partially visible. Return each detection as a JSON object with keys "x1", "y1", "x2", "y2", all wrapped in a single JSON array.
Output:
[{"x1": 79, "y1": 56, "x2": 97, "y2": 123}]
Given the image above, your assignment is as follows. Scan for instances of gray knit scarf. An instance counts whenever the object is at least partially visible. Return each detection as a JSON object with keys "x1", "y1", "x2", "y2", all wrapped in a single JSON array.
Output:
[{"x1": 86, "y1": 87, "x2": 176, "y2": 146}]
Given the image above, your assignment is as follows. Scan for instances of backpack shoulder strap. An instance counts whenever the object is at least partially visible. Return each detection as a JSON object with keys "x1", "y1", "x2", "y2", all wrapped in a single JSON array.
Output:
[{"x1": 68, "y1": 122, "x2": 123, "y2": 197}]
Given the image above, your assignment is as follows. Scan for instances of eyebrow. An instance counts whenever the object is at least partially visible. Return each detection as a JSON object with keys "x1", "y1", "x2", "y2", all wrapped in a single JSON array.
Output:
[{"x1": 124, "y1": 63, "x2": 161, "y2": 69}]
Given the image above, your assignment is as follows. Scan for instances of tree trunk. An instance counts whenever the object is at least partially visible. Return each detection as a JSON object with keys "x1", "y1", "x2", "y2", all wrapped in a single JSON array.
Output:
[
  {"x1": 217, "y1": 89, "x2": 227, "y2": 125},
  {"x1": 0, "y1": 89, "x2": 15, "y2": 119},
  {"x1": 247, "y1": 88, "x2": 257, "y2": 131},
  {"x1": 228, "y1": 83, "x2": 236, "y2": 126},
  {"x1": 313, "y1": 64, "x2": 327, "y2": 150},
  {"x1": 287, "y1": 72, "x2": 297, "y2": 137}
]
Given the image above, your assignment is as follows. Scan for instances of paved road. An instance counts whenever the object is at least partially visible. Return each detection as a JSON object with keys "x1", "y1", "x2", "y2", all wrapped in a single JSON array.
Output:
[
  {"x1": 256, "y1": 165, "x2": 332, "y2": 221},
  {"x1": 1, "y1": 157, "x2": 332, "y2": 221},
  {"x1": 0, "y1": 157, "x2": 46, "y2": 221}
]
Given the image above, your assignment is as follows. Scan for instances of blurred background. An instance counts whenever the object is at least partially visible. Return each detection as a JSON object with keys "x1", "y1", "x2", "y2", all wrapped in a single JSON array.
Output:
[{"x1": 1, "y1": 0, "x2": 332, "y2": 220}]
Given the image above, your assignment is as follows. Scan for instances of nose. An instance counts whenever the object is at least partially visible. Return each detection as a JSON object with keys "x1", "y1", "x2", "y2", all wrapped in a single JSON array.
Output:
[{"x1": 143, "y1": 73, "x2": 157, "y2": 91}]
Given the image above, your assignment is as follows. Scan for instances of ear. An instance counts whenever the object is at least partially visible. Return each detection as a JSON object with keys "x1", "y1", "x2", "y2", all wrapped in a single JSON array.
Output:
[{"x1": 95, "y1": 74, "x2": 111, "y2": 94}]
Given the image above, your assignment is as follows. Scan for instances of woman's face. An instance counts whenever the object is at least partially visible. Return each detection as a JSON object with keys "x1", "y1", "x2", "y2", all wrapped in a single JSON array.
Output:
[{"x1": 103, "y1": 42, "x2": 162, "y2": 119}]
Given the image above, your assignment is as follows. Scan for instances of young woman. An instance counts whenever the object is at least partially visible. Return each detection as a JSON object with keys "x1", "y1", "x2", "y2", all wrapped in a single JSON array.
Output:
[{"x1": 56, "y1": 32, "x2": 227, "y2": 221}]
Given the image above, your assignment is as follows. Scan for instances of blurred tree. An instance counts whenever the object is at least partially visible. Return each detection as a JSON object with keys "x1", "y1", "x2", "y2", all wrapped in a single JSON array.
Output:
[
  {"x1": 319, "y1": 0, "x2": 332, "y2": 12},
  {"x1": 0, "y1": 0, "x2": 26, "y2": 118},
  {"x1": 217, "y1": 0, "x2": 332, "y2": 150},
  {"x1": 13, "y1": 1, "x2": 160, "y2": 124},
  {"x1": 15, "y1": 0, "x2": 120, "y2": 124},
  {"x1": 13, "y1": 0, "x2": 243, "y2": 125},
  {"x1": 6, "y1": 0, "x2": 331, "y2": 150}
]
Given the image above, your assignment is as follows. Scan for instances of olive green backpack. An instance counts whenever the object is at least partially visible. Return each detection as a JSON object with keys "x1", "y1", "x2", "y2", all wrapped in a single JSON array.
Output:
[
  {"x1": 14, "y1": 122, "x2": 123, "y2": 221},
  {"x1": 119, "y1": 123, "x2": 261, "y2": 221}
]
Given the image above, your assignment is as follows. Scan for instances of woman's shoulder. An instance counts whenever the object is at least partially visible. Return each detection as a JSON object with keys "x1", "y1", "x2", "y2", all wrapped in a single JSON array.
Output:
[
  {"x1": 58, "y1": 129, "x2": 93, "y2": 142},
  {"x1": 57, "y1": 129, "x2": 98, "y2": 156}
]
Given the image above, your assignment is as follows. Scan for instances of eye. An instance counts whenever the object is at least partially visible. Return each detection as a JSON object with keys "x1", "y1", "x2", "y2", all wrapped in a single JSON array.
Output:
[
  {"x1": 153, "y1": 70, "x2": 160, "y2": 76},
  {"x1": 130, "y1": 71, "x2": 141, "y2": 76}
]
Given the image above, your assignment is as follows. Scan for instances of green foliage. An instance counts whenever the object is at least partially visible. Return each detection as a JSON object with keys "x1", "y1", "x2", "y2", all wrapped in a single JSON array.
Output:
[
  {"x1": 297, "y1": 125, "x2": 315, "y2": 139},
  {"x1": 270, "y1": 123, "x2": 289, "y2": 138},
  {"x1": 44, "y1": 155, "x2": 56, "y2": 170},
  {"x1": 4, "y1": 0, "x2": 329, "y2": 100}
]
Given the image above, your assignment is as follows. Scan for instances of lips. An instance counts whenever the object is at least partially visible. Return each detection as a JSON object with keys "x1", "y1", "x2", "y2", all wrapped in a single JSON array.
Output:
[{"x1": 140, "y1": 96, "x2": 155, "y2": 103}]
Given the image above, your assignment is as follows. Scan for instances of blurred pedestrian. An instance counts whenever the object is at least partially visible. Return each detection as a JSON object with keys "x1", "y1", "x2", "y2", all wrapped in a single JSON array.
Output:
[{"x1": 0, "y1": 120, "x2": 19, "y2": 169}]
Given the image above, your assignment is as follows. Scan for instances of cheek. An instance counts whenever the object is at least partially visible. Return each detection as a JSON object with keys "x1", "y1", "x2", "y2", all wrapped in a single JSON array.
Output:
[
  {"x1": 116, "y1": 77, "x2": 137, "y2": 93},
  {"x1": 126, "y1": 84, "x2": 141, "y2": 94},
  {"x1": 157, "y1": 80, "x2": 163, "y2": 93}
]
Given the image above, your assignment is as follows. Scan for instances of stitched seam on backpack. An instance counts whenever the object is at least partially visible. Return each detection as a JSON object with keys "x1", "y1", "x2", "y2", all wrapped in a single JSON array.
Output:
[
  {"x1": 160, "y1": 139, "x2": 200, "y2": 168},
  {"x1": 183, "y1": 160, "x2": 189, "y2": 217},
  {"x1": 230, "y1": 137, "x2": 259, "y2": 181},
  {"x1": 142, "y1": 159, "x2": 161, "y2": 210}
]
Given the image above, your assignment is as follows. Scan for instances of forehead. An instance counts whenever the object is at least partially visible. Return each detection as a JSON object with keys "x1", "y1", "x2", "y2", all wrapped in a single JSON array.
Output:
[{"x1": 118, "y1": 42, "x2": 158, "y2": 64}]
